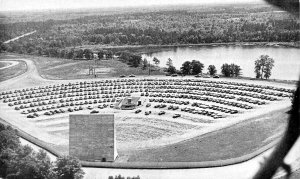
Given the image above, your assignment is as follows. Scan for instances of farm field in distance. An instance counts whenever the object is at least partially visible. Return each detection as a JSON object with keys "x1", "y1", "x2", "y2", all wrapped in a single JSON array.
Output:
[{"x1": 0, "y1": 54, "x2": 296, "y2": 163}]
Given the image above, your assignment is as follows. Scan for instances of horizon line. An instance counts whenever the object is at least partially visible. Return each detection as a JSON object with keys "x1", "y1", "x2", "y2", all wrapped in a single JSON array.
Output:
[{"x1": 0, "y1": 1, "x2": 267, "y2": 13}]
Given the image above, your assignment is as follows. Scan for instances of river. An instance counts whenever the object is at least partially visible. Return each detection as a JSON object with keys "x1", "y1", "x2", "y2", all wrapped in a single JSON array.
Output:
[{"x1": 142, "y1": 46, "x2": 300, "y2": 81}]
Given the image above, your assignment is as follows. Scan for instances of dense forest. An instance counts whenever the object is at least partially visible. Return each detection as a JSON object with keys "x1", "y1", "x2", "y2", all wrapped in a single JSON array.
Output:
[{"x1": 0, "y1": 4, "x2": 299, "y2": 57}]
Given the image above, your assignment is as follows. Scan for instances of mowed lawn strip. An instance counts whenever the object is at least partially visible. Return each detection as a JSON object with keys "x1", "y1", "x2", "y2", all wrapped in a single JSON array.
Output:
[
  {"x1": 0, "y1": 60, "x2": 27, "y2": 82},
  {"x1": 0, "y1": 61, "x2": 10, "y2": 68},
  {"x1": 23, "y1": 55, "x2": 164, "y2": 80},
  {"x1": 123, "y1": 107, "x2": 289, "y2": 162}
]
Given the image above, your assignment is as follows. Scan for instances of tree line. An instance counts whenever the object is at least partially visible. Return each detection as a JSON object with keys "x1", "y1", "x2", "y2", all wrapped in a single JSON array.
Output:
[
  {"x1": 0, "y1": 123, "x2": 84, "y2": 179},
  {"x1": 164, "y1": 58, "x2": 241, "y2": 77},
  {"x1": 1, "y1": 4, "x2": 299, "y2": 56},
  {"x1": 163, "y1": 54, "x2": 275, "y2": 79}
]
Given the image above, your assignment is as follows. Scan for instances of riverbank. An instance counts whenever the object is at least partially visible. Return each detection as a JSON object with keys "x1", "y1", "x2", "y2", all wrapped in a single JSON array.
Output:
[{"x1": 79, "y1": 41, "x2": 300, "y2": 55}]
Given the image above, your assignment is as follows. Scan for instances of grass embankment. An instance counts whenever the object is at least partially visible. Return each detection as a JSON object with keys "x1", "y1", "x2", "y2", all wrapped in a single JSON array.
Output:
[
  {"x1": 123, "y1": 107, "x2": 289, "y2": 162},
  {"x1": 0, "y1": 60, "x2": 27, "y2": 82},
  {"x1": 0, "y1": 61, "x2": 10, "y2": 68},
  {"x1": 14, "y1": 54, "x2": 164, "y2": 80}
]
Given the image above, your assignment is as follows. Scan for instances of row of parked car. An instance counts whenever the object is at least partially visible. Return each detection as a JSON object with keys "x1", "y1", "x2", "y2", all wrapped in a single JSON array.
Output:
[
  {"x1": 0, "y1": 78, "x2": 293, "y2": 119},
  {"x1": 180, "y1": 107, "x2": 224, "y2": 119},
  {"x1": 135, "y1": 109, "x2": 180, "y2": 118},
  {"x1": 0, "y1": 78, "x2": 294, "y2": 97}
]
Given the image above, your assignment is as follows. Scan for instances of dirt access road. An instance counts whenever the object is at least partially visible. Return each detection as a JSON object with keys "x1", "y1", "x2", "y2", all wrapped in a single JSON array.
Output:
[{"x1": 3, "y1": 30, "x2": 36, "y2": 44}]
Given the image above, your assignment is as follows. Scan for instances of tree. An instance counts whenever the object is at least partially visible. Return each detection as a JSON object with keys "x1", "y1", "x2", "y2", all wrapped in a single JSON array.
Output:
[
  {"x1": 142, "y1": 58, "x2": 148, "y2": 70},
  {"x1": 221, "y1": 63, "x2": 242, "y2": 77},
  {"x1": 191, "y1": 60, "x2": 204, "y2": 75},
  {"x1": 208, "y1": 65, "x2": 217, "y2": 76},
  {"x1": 0, "y1": 42, "x2": 7, "y2": 53},
  {"x1": 167, "y1": 65, "x2": 177, "y2": 74},
  {"x1": 65, "y1": 49, "x2": 74, "y2": 59},
  {"x1": 254, "y1": 55, "x2": 275, "y2": 79},
  {"x1": 97, "y1": 50, "x2": 105, "y2": 60},
  {"x1": 73, "y1": 49, "x2": 84, "y2": 59},
  {"x1": 83, "y1": 49, "x2": 93, "y2": 60},
  {"x1": 0, "y1": 124, "x2": 20, "y2": 152},
  {"x1": 166, "y1": 58, "x2": 176, "y2": 74},
  {"x1": 221, "y1": 63, "x2": 231, "y2": 77},
  {"x1": 0, "y1": 124, "x2": 20, "y2": 177},
  {"x1": 153, "y1": 57, "x2": 160, "y2": 66},
  {"x1": 232, "y1": 64, "x2": 242, "y2": 77},
  {"x1": 105, "y1": 50, "x2": 113, "y2": 59},
  {"x1": 0, "y1": 125, "x2": 53, "y2": 179},
  {"x1": 0, "y1": 124, "x2": 84, "y2": 179},
  {"x1": 7, "y1": 147, "x2": 54, "y2": 179},
  {"x1": 180, "y1": 61, "x2": 192, "y2": 75},
  {"x1": 54, "y1": 156, "x2": 84, "y2": 179},
  {"x1": 130, "y1": 55, "x2": 142, "y2": 68},
  {"x1": 166, "y1": 58, "x2": 173, "y2": 67}
]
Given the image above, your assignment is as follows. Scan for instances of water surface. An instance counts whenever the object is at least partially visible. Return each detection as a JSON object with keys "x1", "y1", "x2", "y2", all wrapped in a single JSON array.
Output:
[{"x1": 142, "y1": 46, "x2": 300, "y2": 80}]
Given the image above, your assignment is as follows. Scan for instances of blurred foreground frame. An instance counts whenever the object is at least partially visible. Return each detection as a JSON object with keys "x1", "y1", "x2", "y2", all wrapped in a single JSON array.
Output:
[{"x1": 254, "y1": 1, "x2": 300, "y2": 179}]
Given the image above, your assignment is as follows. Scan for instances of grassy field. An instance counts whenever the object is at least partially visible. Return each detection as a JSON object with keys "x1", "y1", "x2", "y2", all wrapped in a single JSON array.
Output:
[
  {"x1": 16, "y1": 54, "x2": 165, "y2": 80},
  {"x1": 0, "y1": 60, "x2": 27, "y2": 82},
  {"x1": 0, "y1": 61, "x2": 10, "y2": 68},
  {"x1": 123, "y1": 107, "x2": 289, "y2": 162}
]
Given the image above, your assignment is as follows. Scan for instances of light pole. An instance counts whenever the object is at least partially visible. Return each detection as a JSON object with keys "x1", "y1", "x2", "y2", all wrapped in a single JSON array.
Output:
[{"x1": 148, "y1": 61, "x2": 151, "y2": 76}]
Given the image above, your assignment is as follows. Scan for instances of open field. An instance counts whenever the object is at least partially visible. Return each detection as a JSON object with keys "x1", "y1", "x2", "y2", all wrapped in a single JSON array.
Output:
[
  {"x1": 0, "y1": 55, "x2": 296, "y2": 163},
  {"x1": 17, "y1": 54, "x2": 164, "y2": 80},
  {"x1": 0, "y1": 59, "x2": 27, "y2": 82},
  {"x1": 125, "y1": 107, "x2": 289, "y2": 162}
]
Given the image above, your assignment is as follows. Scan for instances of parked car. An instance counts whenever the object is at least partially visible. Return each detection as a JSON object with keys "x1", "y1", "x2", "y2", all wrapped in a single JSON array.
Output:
[
  {"x1": 129, "y1": 74, "x2": 135, "y2": 77},
  {"x1": 173, "y1": 114, "x2": 181, "y2": 118},
  {"x1": 21, "y1": 110, "x2": 28, "y2": 114},
  {"x1": 90, "y1": 110, "x2": 99, "y2": 114},
  {"x1": 171, "y1": 74, "x2": 178, "y2": 77},
  {"x1": 195, "y1": 74, "x2": 202, "y2": 78},
  {"x1": 145, "y1": 111, "x2": 151, "y2": 115},
  {"x1": 87, "y1": 106, "x2": 93, "y2": 110},
  {"x1": 27, "y1": 114, "x2": 35, "y2": 118},
  {"x1": 135, "y1": 109, "x2": 142, "y2": 114},
  {"x1": 158, "y1": 111, "x2": 166, "y2": 115},
  {"x1": 146, "y1": 103, "x2": 151, "y2": 107},
  {"x1": 213, "y1": 75, "x2": 220, "y2": 78},
  {"x1": 119, "y1": 75, "x2": 126, "y2": 78}
]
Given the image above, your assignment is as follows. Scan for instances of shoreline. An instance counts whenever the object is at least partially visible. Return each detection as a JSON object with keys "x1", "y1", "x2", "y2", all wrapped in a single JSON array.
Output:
[{"x1": 79, "y1": 41, "x2": 300, "y2": 54}]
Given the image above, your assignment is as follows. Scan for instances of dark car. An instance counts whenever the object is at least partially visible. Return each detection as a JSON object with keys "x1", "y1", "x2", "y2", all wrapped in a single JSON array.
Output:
[
  {"x1": 87, "y1": 106, "x2": 93, "y2": 110},
  {"x1": 44, "y1": 111, "x2": 51, "y2": 115},
  {"x1": 173, "y1": 114, "x2": 181, "y2": 118},
  {"x1": 27, "y1": 114, "x2": 35, "y2": 118},
  {"x1": 90, "y1": 110, "x2": 99, "y2": 114},
  {"x1": 146, "y1": 103, "x2": 151, "y2": 107},
  {"x1": 145, "y1": 111, "x2": 151, "y2": 115},
  {"x1": 119, "y1": 75, "x2": 126, "y2": 78},
  {"x1": 213, "y1": 75, "x2": 220, "y2": 78},
  {"x1": 171, "y1": 74, "x2": 178, "y2": 77},
  {"x1": 135, "y1": 109, "x2": 142, "y2": 114},
  {"x1": 158, "y1": 111, "x2": 166, "y2": 115}
]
